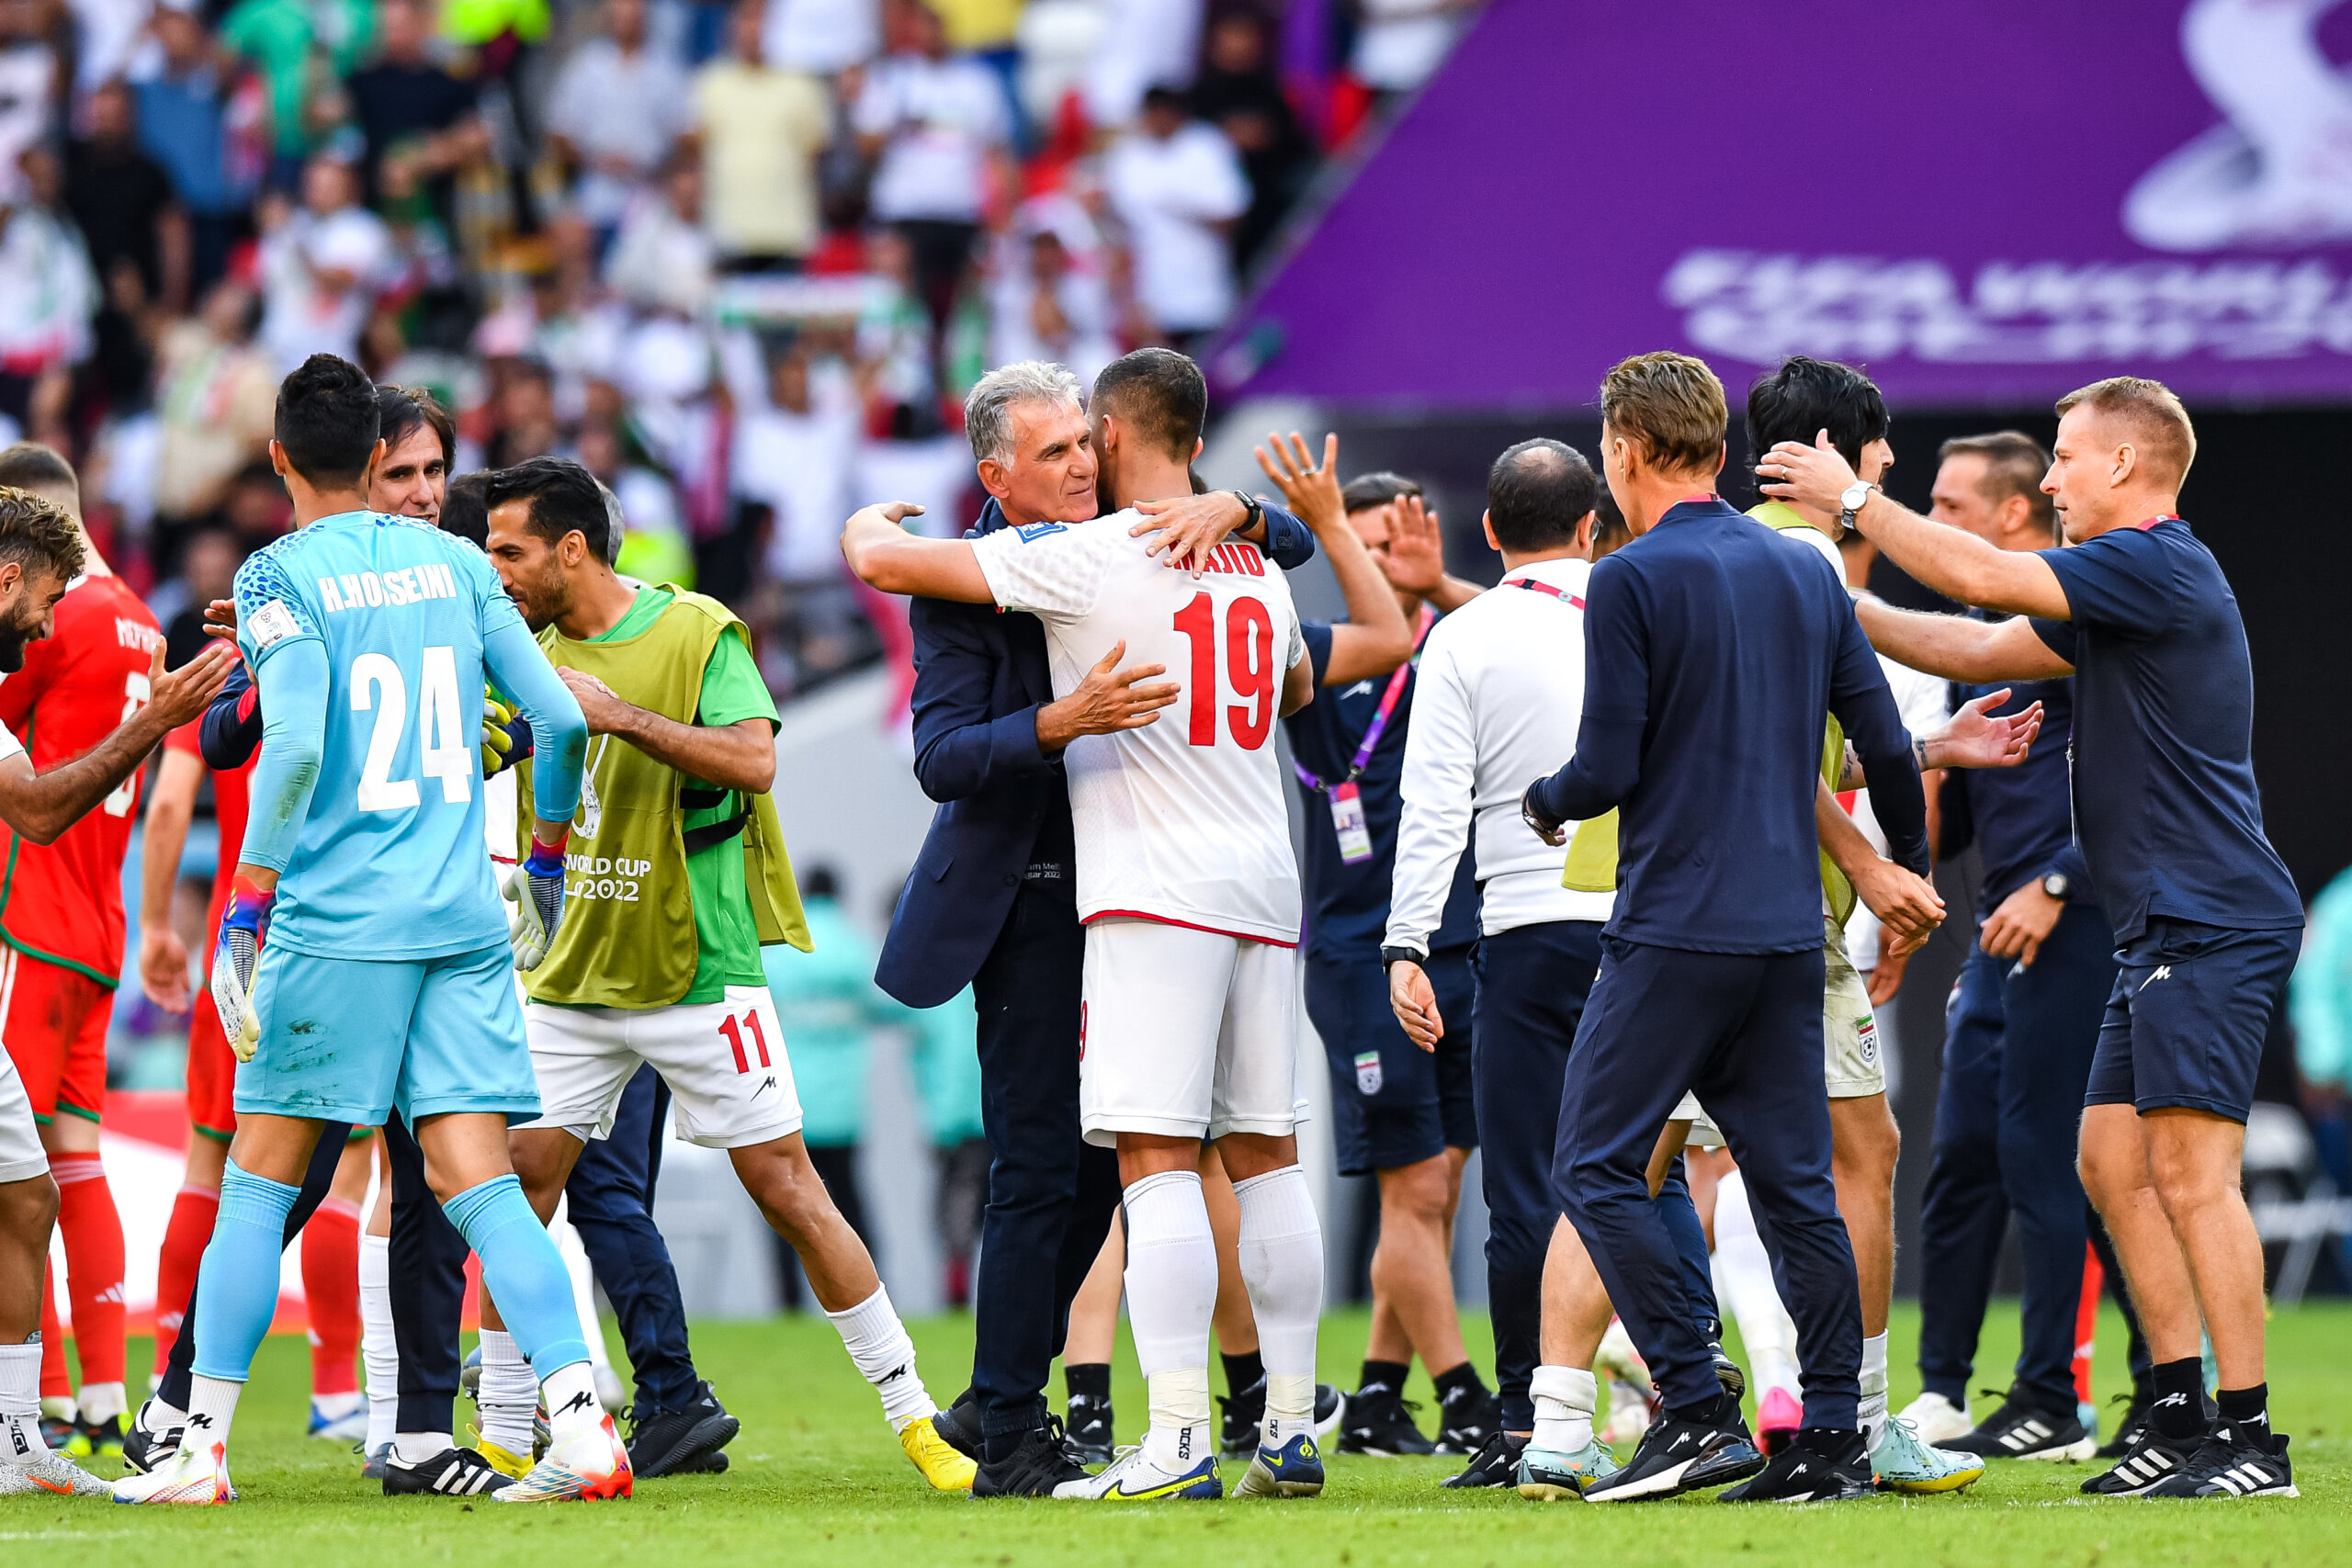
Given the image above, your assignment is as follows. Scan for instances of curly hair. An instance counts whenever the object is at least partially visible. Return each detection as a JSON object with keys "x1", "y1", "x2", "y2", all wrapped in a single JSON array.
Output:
[{"x1": 0, "y1": 486, "x2": 85, "y2": 583}]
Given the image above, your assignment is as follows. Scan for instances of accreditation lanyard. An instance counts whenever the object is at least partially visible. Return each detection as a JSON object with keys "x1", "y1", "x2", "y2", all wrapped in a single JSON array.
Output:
[{"x1": 1295, "y1": 605, "x2": 1437, "y2": 863}]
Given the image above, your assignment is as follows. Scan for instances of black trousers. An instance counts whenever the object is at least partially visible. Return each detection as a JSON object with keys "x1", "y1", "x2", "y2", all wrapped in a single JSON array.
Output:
[
  {"x1": 968, "y1": 883, "x2": 1122, "y2": 1439},
  {"x1": 382, "y1": 1113, "x2": 470, "y2": 1435},
  {"x1": 1557, "y1": 938, "x2": 1860, "y2": 1427},
  {"x1": 564, "y1": 1066, "x2": 698, "y2": 1413}
]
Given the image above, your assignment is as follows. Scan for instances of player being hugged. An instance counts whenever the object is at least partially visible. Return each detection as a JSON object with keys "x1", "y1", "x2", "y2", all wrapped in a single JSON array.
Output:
[
  {"x1": 113, "y1": 355, "x2": 617, "y2": 1506},
  {"x1": 842, "y1": 348, "x2": 1326, "y2": 1504}
]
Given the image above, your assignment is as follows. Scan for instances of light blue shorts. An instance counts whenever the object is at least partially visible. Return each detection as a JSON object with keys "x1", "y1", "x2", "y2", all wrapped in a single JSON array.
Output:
[{"x1": 233, "y1": 941, "x2": 541, "y2": 1126}]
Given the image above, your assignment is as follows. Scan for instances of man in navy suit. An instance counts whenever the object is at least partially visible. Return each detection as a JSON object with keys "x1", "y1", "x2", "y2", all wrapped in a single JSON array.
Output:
[{"x1": 876, "y1": 358, "x2": 1316, "y2": 1495}]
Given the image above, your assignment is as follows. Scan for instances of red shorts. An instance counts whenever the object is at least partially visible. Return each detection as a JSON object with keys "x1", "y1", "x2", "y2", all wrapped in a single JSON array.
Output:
[
  {"x1": 187, "y1": 992, "x2": 236, "y2": 1142},
  {"x1": 0, "y1": 947, "x2": 113, "y2": 1123}
]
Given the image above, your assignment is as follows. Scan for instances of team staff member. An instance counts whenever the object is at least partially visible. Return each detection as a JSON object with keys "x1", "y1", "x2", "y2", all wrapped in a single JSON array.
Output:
[
  {"x1": 0, "y1": 444, "x2": 163, "y2": 1454},
  {"x1": 1524, "y1": 351, "x2": 1937, "y2": 1505},
  {"x1": 0, "y1": 490, "x2": 232, "y2": 1499},
  {"x1": 1900, "y1": 433, "x2": 2122, "y2": 1463},
  {"x1": 877, "y1": 359, "x2": 1317, "y2": 1496},
  {"x1": 1763, "y1": 377, "x2": 2306, "y2": 1500},
  {"x1": 472, "y1": 456, "x2": 969, "y2": 1492},
  {"x1": 1265, "y1": 443, "x2": 1496, "y2": 1461}
]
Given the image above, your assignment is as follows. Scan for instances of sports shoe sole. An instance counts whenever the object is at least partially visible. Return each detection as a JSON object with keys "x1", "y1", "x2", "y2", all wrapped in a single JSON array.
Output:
[
  {"x1": 1233, "y1": 1464, "x2": 1322, "y2": 1497},
  {"x1": 1877, "y1": 1464, "x2": 1984, "y2": 1495},
  {"x1": 1585, "y1": 1448, "x2": 1765, "y2": 1505},
  {"x1": 631, "y1": 1411, "x2": 741, "y2": 1480},
  {"x1": 1517, "y1": 1476, "x2": 1589, "y2": 1502}
]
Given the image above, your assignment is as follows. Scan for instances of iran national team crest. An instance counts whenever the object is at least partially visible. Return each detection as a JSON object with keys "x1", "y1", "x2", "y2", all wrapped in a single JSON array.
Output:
[
  {"x1": 1856, "y1": 1011, "x2": 1880, "y2": 1068},
  {"x1": 1354, "y1": 1051, "x2": 1383, "y2": 1096}
]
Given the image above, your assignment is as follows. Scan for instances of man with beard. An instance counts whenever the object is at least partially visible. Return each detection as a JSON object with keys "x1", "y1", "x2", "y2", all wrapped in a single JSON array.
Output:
[{"x1": 0, "y1": 484, "x2": 233, "y2": 1498}]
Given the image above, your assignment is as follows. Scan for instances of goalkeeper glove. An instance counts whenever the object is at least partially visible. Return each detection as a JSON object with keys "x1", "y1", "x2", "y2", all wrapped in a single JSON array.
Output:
[
  {"x1": 506, "y1": 829, "x2": 570, "y2": 972},
  {"x1": 480, "y1": 695, "x2": 535, "y2": 779},
  {"x1": 209, "y1": 875, "x2": 273, "y2": 1061}
]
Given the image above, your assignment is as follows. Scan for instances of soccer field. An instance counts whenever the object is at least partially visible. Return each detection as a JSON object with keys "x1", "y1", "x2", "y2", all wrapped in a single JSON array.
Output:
[{"x1": 19, "y1": 1303, "x2": 2347, "y2": 1565}]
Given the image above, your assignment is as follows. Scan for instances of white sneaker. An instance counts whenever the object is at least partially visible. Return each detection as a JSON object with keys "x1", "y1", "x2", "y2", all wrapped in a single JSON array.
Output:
[
  {"x1": 1051, "y1": 1443, "x2": 1222, "y2": 1500},
  {"x1": 111, "y1": 1438, "x2": 236, "y2": 1505},
  {"x1": 493, "y1": 1414, "x2": 632, "y2": 1503},
  {"x1": 1896, "y1": 1392, "x2": 1972, "y2": 1447},
  {"x1": 0, "y1": 1450, "x2": 113, "y2": 1497},
  {"x1": 1599, "y1": 1382, "x2": 1652, "y2": 1449}
]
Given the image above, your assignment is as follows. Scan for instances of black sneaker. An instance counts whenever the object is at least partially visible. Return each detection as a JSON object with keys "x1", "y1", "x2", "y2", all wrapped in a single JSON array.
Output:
[
  {"x1": 1434, "y1": 1382, "x2": 1500, "y2": 1456},
  {"x1": 974, "y1": 1416, "x2": 1091, "y2": 1496},
  {"x1": 1441, "y1": 1428, "x2": 1524, "y2": 1488},
  {"x1": 1219, "y1": 1379, "x2": 1266, "y2": 1459},
  {"x1": 2098, "y1": 1394, "x2": 2149, "y2": 1460},
  {"x1": 1063, "y1": 1392, "x2": 1114, "y2": 1465},
  {"x1": 120, "y1": 1400, "x2": 181, "y2": 1475},
  {"x1": 1711, "y1": 1344, "x2": 1747, "y2": 1404},
  {"x1": 2145, "y1": 1428, "x2": 2298, "y2": 1499},
  {"x1": 625, "y1": 1382, "x2": 741, "y2": 1479},
  {"x1": 933, "y1": 1389, "x2": 983, "y2": 1464},
  {"x1": 1582, "y1": 1402, "x2": 1764, "y2": 1503},
  {"x1": 2081, "y1": 1422, "x2": 2205, "y2": 1495},
  {"x1": 1337, "y1": 1387, "x2": 1433, "y2": 1456},
  {"x1": 1946, "y1": 1394, "x2": 2097, "y2": 1461},
  {"x1": 685, "y1": 1448, "x2": 729, "y2": 1473},
  {"x1": 1719, "y1": 1427, "x2": 1874, "y2": 1503},
  {"x1": 382, "y1": 1444, "x2": 516, "y2": 1496},
  {"x1": 69, "y1": 1414, "x2": 124, "y2": 1458}
]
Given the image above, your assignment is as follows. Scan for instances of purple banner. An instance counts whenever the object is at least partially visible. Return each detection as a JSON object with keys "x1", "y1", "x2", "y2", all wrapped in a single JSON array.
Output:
[{"x1": 1216, "y1": 0, "x2": 2352, "y2": 410}]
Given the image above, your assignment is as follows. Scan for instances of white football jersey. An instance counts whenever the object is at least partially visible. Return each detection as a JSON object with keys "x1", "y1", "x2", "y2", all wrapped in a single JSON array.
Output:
[{"x1": 971, "y1": 513, "x2": 1306, "y2": 945}]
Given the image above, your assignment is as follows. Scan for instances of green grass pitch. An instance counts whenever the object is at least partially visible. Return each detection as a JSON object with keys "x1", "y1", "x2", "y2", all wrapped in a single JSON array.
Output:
[{"x1": 17, "y1": 1302, "x2": 2347, "y2": 1566}]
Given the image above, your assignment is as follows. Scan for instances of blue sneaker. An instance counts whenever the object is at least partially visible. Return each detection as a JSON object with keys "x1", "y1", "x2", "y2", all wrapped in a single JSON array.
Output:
[
  {"x1": 1515, "y1": 1438, "x2": 1622, "y2": 1500},
  {"x1": 1870, "y1": 1415, "x2": 1984, "y2": 1494},
  {"x1": 1234, "y1": 1432, "x2": 1324, "y2": 1497}
]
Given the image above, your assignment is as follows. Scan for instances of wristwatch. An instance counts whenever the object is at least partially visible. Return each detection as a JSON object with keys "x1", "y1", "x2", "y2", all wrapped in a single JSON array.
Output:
[
  {"x1": 1837, "y1": 480, "x2": 1878, "y2": 536},
  {"x1": 2041, "y1": 872, "x2": 2071, "y2": 902},
  {"x1": 1227, "y1": 489, "x2": 1264, "y2": 536},
  {"x1": 1380, "y1": 946, "x2": 1422, "y2": 972}
]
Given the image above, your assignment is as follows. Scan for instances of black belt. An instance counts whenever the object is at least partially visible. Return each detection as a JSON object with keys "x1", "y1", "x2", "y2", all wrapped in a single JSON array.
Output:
[{"x1": 679, "y1": 784, "x2": 744, "y2": 854}]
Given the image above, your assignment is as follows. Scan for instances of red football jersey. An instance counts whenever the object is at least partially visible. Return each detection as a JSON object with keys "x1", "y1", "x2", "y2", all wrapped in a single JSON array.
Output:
[
  {"x1": 0, "y1": 574, "x2": 164, "y2": 981},
  {"x1": 164, "y1": 713, "x2": 254, "y2": 950}
]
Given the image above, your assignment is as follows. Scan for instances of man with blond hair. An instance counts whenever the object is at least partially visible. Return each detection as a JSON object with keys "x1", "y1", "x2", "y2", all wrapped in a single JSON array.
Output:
[
  {"x1": 1762, "y1": 377, "x2": 2304, "y2": 1501},
  {"x1": 1520, "y1": 351, "x2": 1935, "y2": 1504}
]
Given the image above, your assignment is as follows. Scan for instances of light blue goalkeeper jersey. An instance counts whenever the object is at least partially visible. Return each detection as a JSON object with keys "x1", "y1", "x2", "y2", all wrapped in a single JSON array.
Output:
[{"x1": 233, "y1": 510, "x2": 573, "y2": 961}]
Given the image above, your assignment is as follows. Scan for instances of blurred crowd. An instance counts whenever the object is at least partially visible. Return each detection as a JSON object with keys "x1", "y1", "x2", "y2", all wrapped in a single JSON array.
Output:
[{"x1": 0, "y1": 0, "x2": 1481, "y2": 695}]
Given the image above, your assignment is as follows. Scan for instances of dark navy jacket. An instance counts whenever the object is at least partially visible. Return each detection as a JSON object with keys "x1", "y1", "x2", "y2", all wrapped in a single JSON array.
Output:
[
  {"x1": 876, "y1": 498, "x2": 1315, "y2": 1007},
  {"x1": 200, "y1": 660, "x2": 265, "y2": 769},
  {"x1": 1528, "y1": 498, "x2": 1927, "y2": 955}
]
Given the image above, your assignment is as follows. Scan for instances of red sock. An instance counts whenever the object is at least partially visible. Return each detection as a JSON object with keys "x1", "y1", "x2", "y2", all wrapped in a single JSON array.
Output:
[
  {"x1": 153, "y1": 1183, "x2": 220, "y2": 1376},
  {"x1": 39, "y1": 1263, "x2": 66, "y2": 1401},
  {"x1": 51, "y1": 1152, "x2": 127, "y2": 1387},
  {"x1": 301, "y1": 1197, "x2": 363, "y2": 1396}
]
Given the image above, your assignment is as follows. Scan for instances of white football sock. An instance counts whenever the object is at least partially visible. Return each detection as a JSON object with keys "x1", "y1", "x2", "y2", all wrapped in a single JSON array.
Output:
[
  {"x1": 0, "y1": 1341, "x2": 46, "y2": 1460},
  {"x1": 475, "y1": 1328, "x2": 539, "y2": 1454},
  {"x1": 1860, "y1": 1331, "x2": 1890, "y2": 1445},
  {"x1": 540, "y1": 1361, "x2": 605, "y2": 1442},
  {"x1": 392, "y1": 1430, "x2": 452, "y2": 1465},
  {"x1": 824, "y1": 1283, "x2": 934, "y2": 1431},
  {"x1": 550, "y1": 1205, "x2": 611, "y2": 1373},
  {"x1": 185, "y1": 1373, "x2": 243, "y2": 1453},
  {"x1": 1231, "y1": 1166, "x2": 1322, "y2": 1446},
  {"x1": 1532, "y1": 1365, "x2": 1597, "y2": 1454},
  {"x1": 1121, "y1": 1170, "x2": 1217, "y2": 1472},
  {"x1": 78, "y1": 1381, "x2": 127, "y2": 1426},
  {"x1": 359, "y1": 1232, "x2": 397, "y2": 1452},
  {"x1": 136, "y1": 1393, "x2": 186, "y2": 1437},
  {"x1": 1712, "y1": 1169, "x2": 1801, "y2": 1398}
]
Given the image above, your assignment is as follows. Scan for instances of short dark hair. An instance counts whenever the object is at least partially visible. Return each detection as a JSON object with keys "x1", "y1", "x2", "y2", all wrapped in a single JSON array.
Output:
[
  {"x1": 1937, "y1": 431, "x2": 2056, "y2": 538},
  {"x1": 483, "y1": 457, "x2": 615, "y2": 561},
  {"x1": 379, "y1": 384, "x2": 456, "y2": 463},
  {"x1": 440, "y1": 469, "x2": 490, "y2": 547},
  {"x1": 1486, "y1": 439, "x2": 1596, "y2": 554},
  {"x1": 0, "y1": 443, "x2": 76, "y2": 495},
  {"x1": 0, "y1": 488, "x2": 85, "y2": 581},
  {"x1": 1339, "y1": 471, "x2": 1421, "y2": 514},
  {"x1": 275, "y1": 355, "x2": 381, "y2": 486},
  {"x1": 1744, "y1": 356, "x2": 1889, "y2": 492},
  {"x1": 1091, "y1": 348, "x2": 1206, "y2": 464},
  {"x1": 802, "y1": 864, "x2": 840, "y2": 900}
]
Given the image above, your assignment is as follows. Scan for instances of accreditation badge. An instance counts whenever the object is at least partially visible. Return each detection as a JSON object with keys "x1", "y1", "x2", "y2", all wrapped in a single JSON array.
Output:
[{"x1": 1330, "y1": 782, "x2": 1373, "y2": 863}]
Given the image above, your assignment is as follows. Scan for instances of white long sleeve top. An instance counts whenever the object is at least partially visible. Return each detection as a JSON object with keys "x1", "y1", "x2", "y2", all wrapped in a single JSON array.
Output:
[{"x1": 1385, "y1": 554, "x2": 1617, "y2": 955}]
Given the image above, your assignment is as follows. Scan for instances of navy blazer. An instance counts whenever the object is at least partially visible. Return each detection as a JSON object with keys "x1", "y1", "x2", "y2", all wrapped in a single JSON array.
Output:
[{"x1": 876, "y1": 497, "x2": 1315, "y2": 1006}]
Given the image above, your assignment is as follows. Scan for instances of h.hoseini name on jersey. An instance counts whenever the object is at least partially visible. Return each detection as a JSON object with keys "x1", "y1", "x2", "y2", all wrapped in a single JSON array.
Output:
[{"x1": 316, "y1": 563, "x2": 464, "y2": 615}]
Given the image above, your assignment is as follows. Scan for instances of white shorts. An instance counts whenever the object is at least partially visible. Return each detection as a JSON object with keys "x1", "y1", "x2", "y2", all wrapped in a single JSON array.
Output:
[
  {"x1": 1080, "y1": 917, "x2": 1299, "y2": 1148},
  {"x1": 519, "y1": 985, "x2": 804, "y2": 1150},
  {"x1": 0, "y1": 1048, "x2": 47, "y2": 1184}
]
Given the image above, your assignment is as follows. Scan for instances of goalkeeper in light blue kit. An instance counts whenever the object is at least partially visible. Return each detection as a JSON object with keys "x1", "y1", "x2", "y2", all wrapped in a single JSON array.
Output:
[{"x1": 116, "y1": 355, "x2": 616, "y2": 1506}]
